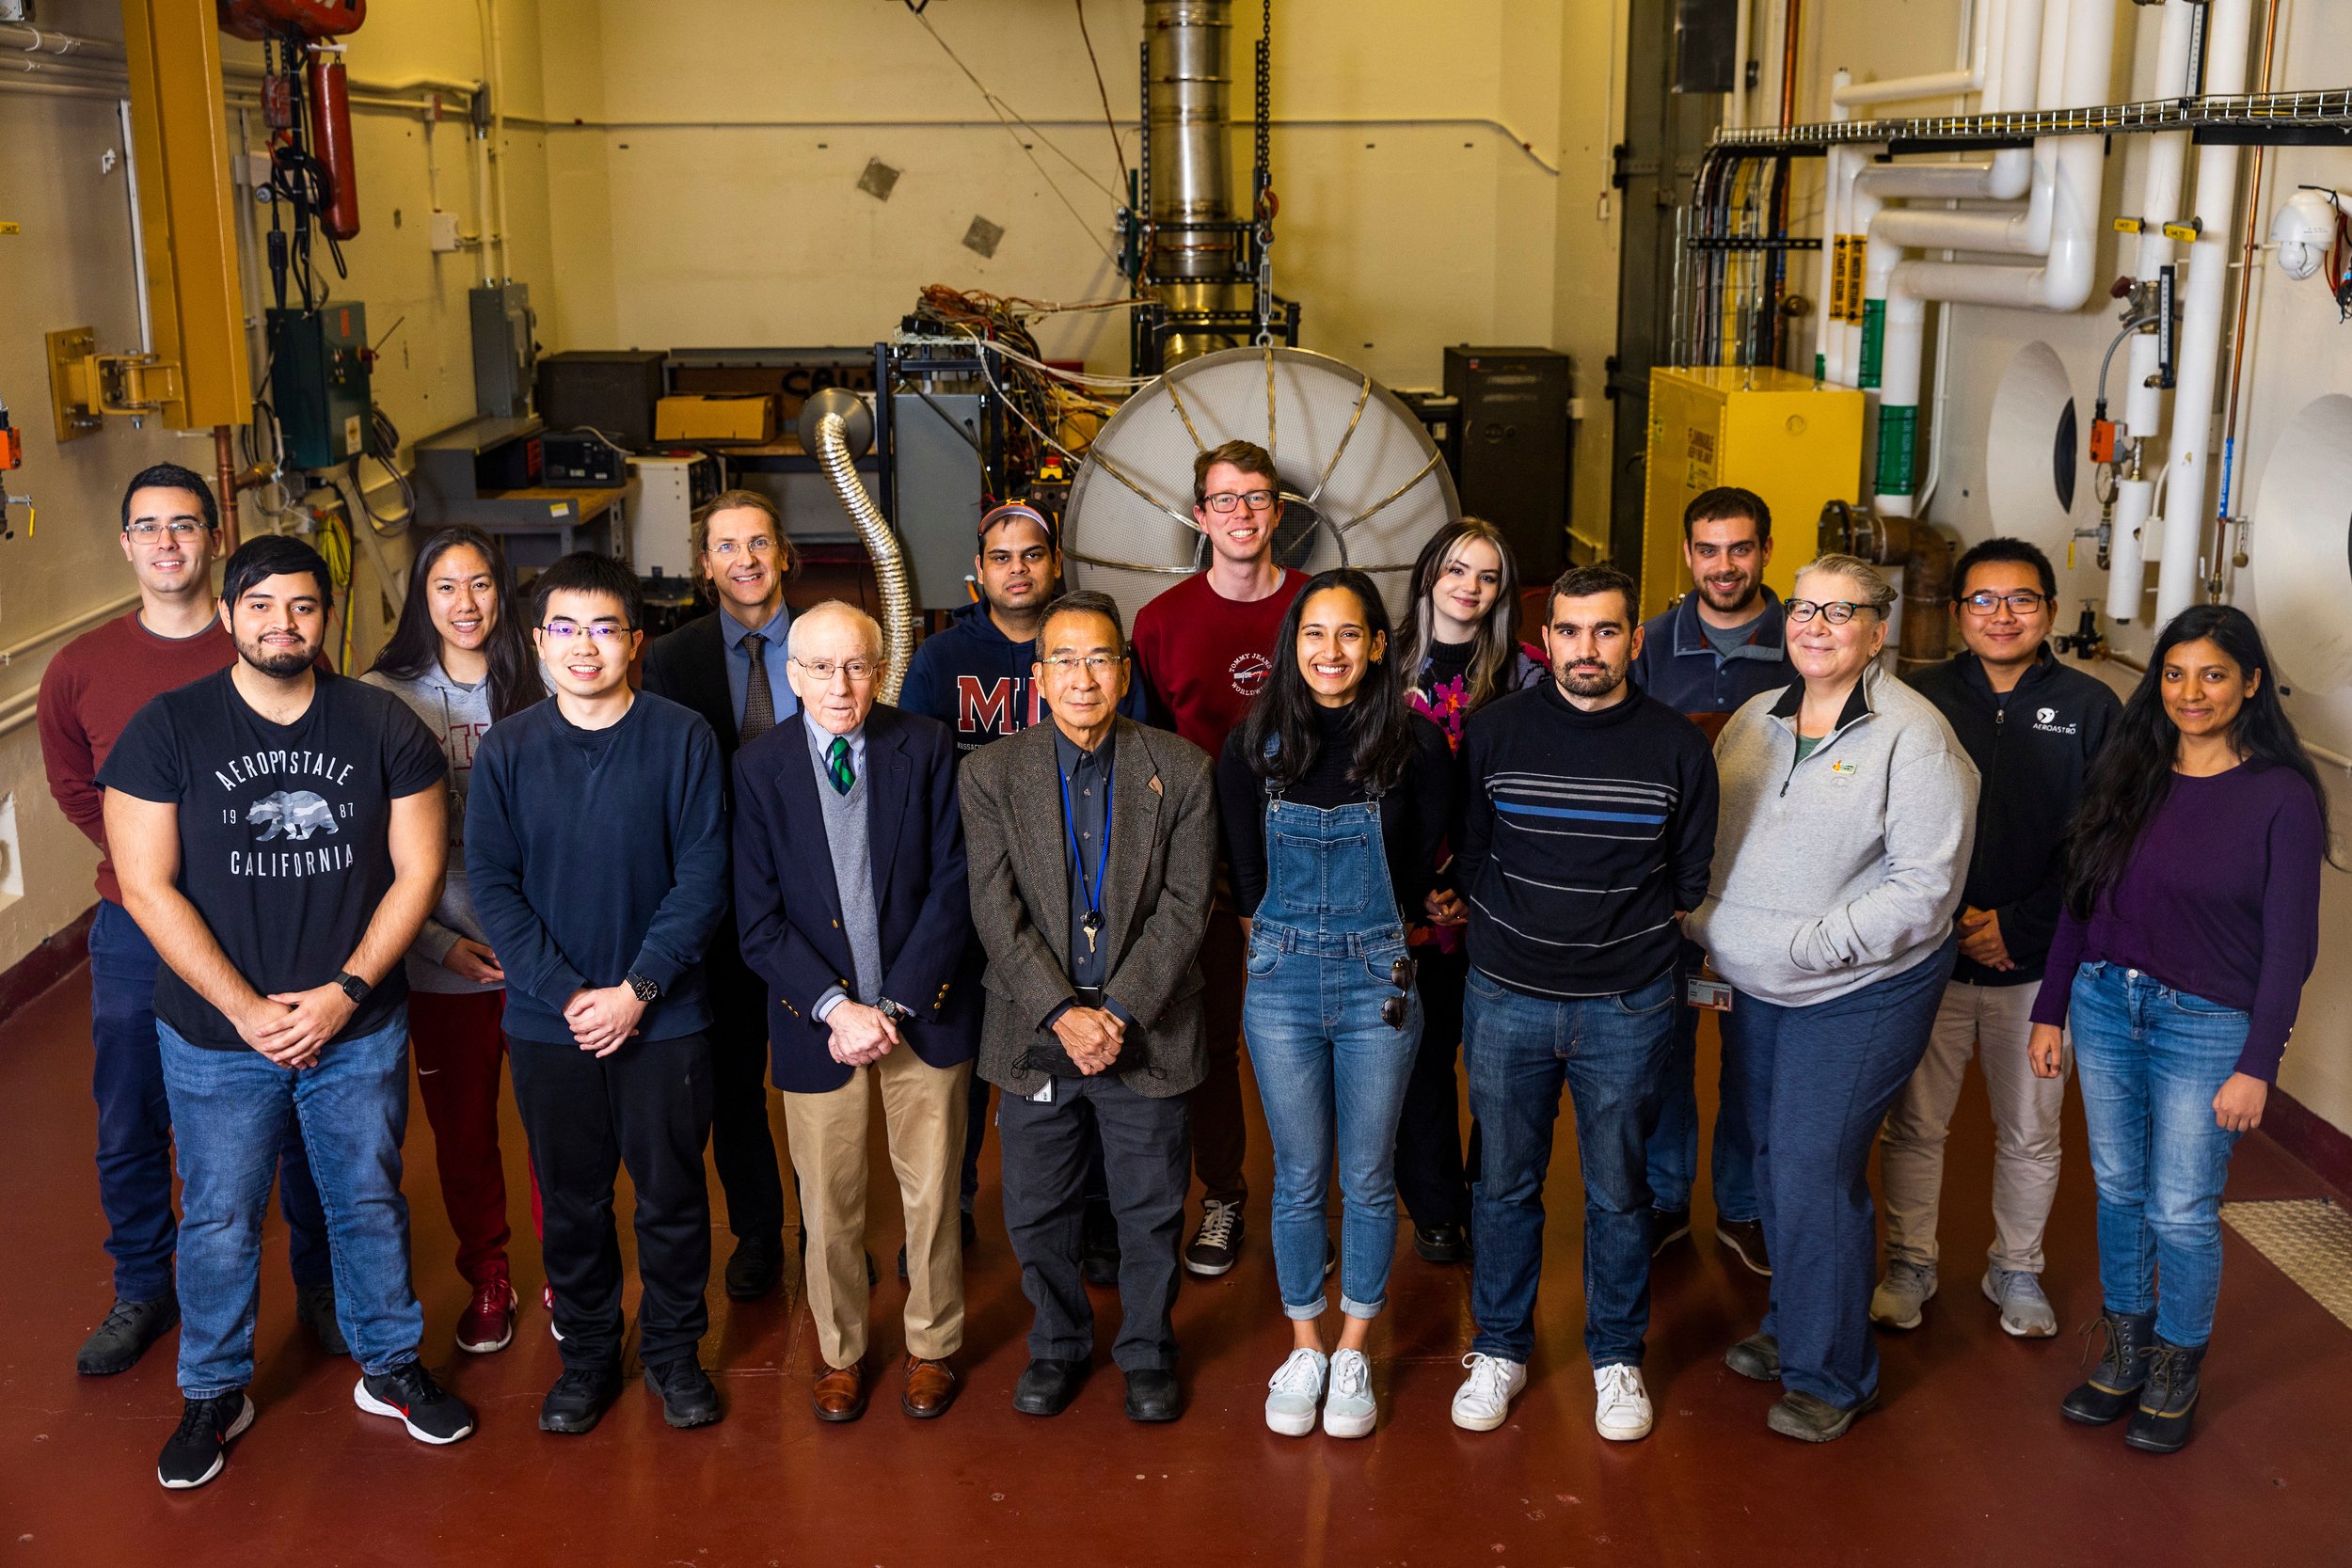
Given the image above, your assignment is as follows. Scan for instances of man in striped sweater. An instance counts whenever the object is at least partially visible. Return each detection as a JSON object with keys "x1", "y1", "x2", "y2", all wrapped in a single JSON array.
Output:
[{"x1": 1443, "y1": 564, "x2": 1718, "y2": 1446}]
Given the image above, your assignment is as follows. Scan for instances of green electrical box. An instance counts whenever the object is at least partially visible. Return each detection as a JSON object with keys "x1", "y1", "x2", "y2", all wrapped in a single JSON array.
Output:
[{"x1": 267, "y1": 303, "x2": 372, "y2": 470}]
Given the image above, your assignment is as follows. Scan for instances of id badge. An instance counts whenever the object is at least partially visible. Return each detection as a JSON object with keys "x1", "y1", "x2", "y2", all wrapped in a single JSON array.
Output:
[{"x1": 1686, "y1": 976, "x2": 1733, "y2": 1011}]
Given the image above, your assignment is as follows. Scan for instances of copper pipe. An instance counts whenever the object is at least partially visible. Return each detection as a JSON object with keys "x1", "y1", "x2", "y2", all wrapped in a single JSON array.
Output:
[
  {"x1": 2212, "y1": 0, "x2": 2282, "y2": 587},
  {"x1": 212, "y1": 423, "x2": 271, "y2": 551},
  {"x1": 1778, "y1": 0, "x2": 1803, "y2": 130}
]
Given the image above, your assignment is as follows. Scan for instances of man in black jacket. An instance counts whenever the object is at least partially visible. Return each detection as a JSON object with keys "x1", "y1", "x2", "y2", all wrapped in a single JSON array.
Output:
[
  {"x1": 640, "y1": 489, "x2": 798, "y2": 1300},
  {"x1": 1876, "y1": 538, "x2": 2120, "y2": 1338}
]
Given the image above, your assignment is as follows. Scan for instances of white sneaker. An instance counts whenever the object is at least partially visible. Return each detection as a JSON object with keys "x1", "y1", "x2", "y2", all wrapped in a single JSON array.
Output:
[
  {"x1": 1450, "y1": 1352, "x2": 1526, "y2": 1433},
  {"x1": 1323, "y1": 1349, "x2": 1376, "y2": 1438},
  {"x1": 1593, "y1": 1362, "x2": 1653, "y2": 1442},
  {"x1": 1264, "y1": 1348, "x2": 1328, "y2": 1436}
]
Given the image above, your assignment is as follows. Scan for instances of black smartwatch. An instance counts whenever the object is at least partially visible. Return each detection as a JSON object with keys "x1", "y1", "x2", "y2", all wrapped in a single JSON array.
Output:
[
  {"x1": 333, "y1": 971, "x2": 371, "y2": 1006},
  {"x1": 625, "y1": 972, "x2": 660, "y2": 1004}
]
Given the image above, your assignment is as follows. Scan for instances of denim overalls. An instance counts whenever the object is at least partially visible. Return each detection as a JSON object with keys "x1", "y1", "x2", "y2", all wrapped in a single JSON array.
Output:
[{"x1": 1242, "y1": 770, "x2": 1423, "y2": 1321}]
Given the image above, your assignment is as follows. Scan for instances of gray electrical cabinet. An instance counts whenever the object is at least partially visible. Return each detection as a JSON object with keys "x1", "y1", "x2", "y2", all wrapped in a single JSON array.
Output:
[
  {"x1": 470, "y1": 282, "x2": 537, "y2": 419},
  {"x1": 891, "y1": 391, "x2": 986, "y2": 611}
]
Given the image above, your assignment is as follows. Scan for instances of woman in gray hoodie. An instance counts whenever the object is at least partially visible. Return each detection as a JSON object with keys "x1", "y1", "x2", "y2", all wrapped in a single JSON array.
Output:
[
  {"x1": 1683, "y1": 553, "x2": 1977, "y2": 1444},
  {"x1": 365, "y1": 526, "x2": 545, "y2": 1355}
]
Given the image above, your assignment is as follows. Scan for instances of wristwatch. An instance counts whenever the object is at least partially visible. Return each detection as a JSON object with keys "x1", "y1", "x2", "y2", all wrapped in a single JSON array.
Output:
[
  {"x1": 625, "y1": 972, "x2": 661, "y2": 1004},
  {"x1": 333, "y1": 971, "x2": 370, "y2": 1006},
  {"x1": 878, "y1": 997, "x2": 914, "y2": 1026}
]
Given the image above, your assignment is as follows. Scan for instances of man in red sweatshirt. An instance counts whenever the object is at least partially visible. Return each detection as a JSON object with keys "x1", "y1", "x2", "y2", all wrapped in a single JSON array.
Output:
[
  {"x1": 36, "y1": 463, "x2": 337, "y2": 1378},
  {"x1": 1130, "y1": 438, "x2": 1307, "y2": 1276}
]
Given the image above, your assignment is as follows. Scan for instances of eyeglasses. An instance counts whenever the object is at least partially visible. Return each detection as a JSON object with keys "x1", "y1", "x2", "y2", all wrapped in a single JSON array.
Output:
[
  {"x1": 792, "y1": 656, "x2": 882, "y2": 683},
  {"x1": 1959, "y1": 590, "x2": 2049, "y2": 616},
  {"x1": 707, "y1": 537, "x2": 779, "y2": 560},
  {"x1": 1380, "y1": 955, "x2": 1419, "y2": 1030},
  {"x1": 1041, "y1": 653, "x2": 1124, "y2": 674},
  {"x1": 1785, "y1": 599, "x2": 1881, "y2": 626},
  {"x1": 124, "y1": 520, "x2": 207, "y2": 541},
  {"x1": 1201, "y1": 489, "x2": 1279, "y2": 514},
  {"x1": 541, "y1": 619, "x2": 633, "y2": 643}
]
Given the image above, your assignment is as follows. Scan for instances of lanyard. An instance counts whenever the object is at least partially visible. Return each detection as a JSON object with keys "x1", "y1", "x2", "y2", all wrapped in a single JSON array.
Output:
[{"x1": 1058, "y1": 757, "x2": 1113, "y2": 931}]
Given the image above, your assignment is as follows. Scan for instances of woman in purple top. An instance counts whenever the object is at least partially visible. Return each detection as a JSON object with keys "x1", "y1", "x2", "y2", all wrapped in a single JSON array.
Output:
[{"x1": 2027, "y1": 605, "x2": 2329, "y2": 1454}]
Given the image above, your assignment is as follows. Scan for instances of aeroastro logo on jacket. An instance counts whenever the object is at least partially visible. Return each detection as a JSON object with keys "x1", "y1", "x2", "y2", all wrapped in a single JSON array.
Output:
[{"x1": 2031, "y1": 705, "x2": 2079, "y2": 736}]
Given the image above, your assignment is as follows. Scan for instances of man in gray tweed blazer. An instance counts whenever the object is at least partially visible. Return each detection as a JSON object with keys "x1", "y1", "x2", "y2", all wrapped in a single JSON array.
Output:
[{"x1": 960, "y1": 591, "x2": 1216, "y2": 1425}]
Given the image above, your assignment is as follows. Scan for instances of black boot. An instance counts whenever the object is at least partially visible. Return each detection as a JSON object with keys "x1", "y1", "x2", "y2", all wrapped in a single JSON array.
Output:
[
  {"x1": 2124, "y1": 1338, "x2": 2206, "y2": 1454},
  {"x1": 2060, "y1": 1308, "x2": 2155, "y2": 1425}
]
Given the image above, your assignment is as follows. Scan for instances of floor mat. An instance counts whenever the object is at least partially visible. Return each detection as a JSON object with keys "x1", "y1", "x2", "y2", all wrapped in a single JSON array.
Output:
[{"x1": 2223, "y1": 1197, "x2": 2352, "y2": 1332}]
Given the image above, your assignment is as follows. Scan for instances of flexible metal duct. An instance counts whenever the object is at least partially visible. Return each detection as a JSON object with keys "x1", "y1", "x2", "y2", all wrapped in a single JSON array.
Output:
[{"x1": 800, "y1": 388, "x2": 915, "y2": 705}]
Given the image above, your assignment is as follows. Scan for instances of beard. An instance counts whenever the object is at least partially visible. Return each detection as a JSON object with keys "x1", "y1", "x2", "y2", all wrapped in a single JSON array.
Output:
[
  {"x1": 1696, "y1": 572, "x2": 1759, "y2": 614},
  {"x1": 235, "y1": 635, "x2": 314, "y2": 677},
  {"x1": 1556, "y1": 661, "x2": 1627, "y2": 698}
]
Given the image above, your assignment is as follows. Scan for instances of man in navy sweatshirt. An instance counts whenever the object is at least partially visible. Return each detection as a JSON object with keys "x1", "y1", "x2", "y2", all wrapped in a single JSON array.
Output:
[
  {"x1": 898, "y1": 500, "x2": 1144, "y2": 1275},
  {"x1": 468, "y1": 552, "x2": 731, "y2": 1437},
  {"x1": 1447, "y1": 564, "x2": 1717, "y2": 1448}
]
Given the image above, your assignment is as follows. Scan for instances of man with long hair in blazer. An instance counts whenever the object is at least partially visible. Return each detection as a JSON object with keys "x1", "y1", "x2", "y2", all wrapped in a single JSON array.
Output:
[{"x1": 960, "y1": 590, "x2": 1216, "y2": 1424}]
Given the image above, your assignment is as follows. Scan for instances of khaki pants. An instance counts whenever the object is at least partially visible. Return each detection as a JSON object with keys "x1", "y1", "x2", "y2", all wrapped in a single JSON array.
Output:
[
  {"x1": 783, "y1": 1048, "x2": 972, "y2": 1370},
  {"x1": 1881, "y1": 977, "x2": 2068, "y2": 1275}
]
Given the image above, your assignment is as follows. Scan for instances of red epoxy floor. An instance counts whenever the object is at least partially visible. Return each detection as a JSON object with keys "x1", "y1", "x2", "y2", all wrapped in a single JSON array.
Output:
[{"x1": 2, "y1": 960, "x2": 2347, "y2": 1566}]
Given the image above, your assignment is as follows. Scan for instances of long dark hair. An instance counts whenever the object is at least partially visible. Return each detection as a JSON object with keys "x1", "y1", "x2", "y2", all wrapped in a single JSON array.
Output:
[
  {"x1": 2064, "y1": 603, "x2": 2333, "y2": 919},
  {"x1": 1391, "y1": 516, "x2": 1526, "y2": 712},
  {"x1": 1240, "y1": 568, "x2": 1417, "y2": 795},
  {"x1": 370, "y1": 526, "x2": 545, "y2": 721}
]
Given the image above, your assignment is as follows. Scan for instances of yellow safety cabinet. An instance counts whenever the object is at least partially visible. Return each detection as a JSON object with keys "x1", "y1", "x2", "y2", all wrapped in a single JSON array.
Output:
[{"x1": 1640, "y1": 367, "x2": 1865, "y2": 623}]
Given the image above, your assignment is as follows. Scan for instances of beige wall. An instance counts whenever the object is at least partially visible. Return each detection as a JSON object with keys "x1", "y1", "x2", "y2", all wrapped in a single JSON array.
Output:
[{"x1": 0, "y1": 0, "x2": 553, "y2": 976}]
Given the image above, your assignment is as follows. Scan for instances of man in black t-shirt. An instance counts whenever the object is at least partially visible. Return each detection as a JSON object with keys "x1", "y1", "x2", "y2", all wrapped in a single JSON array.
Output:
[{"x1": 101, "y1": 535, "x2": 474, "y2": 1491}]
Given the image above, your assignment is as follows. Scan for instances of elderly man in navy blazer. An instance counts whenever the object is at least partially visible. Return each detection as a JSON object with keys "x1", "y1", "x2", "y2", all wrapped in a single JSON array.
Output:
[{"x1": 733, "y1": 601, "x2": 981, "y2": 1425}]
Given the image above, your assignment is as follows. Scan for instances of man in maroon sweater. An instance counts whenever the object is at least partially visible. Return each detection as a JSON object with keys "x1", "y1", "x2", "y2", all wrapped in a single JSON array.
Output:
[
  {"x1": 36, "y1": 463, "x2": 337, "y2": 1377},
  {"x1": 1130, "y1": 438, "x2": 1308, "y2": 1276}
]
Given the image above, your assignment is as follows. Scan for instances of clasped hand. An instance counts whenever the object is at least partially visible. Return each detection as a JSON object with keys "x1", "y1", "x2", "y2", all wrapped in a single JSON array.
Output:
[
  {"x1": 1053, "y1": 1006, "x2": 1125, "y2": 1076},
  {"x1": 243, "y1": 984, "x2": 356, "y2": 1069},
  {"x1": 565, "y1": 984, "x2": 645, "y2": 1057},
  {"x1": 826, "y1": 1001, "x2": 901, "y2": 1068}
]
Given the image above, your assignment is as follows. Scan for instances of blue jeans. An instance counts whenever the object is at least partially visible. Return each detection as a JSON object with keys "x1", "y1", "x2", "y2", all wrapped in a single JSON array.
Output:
[
  {"x1": 2068, "y1": 961, "x2": 2248, "y2": 1347},
  {"x1": 159, "y1": 1018, "x2": 424, "y2": 1397},
  {"x1": 1726, "y1": 935, "x2": 1956, "y2": 1410},
  {"x1": 1465, "y1": 967, "x2": 1675, "y2": 1368},
  {"x1": 87, "y1": 899, "x2": 329, "y2": 1301},
  {"x1": 1643, "y1": 944, "x2": 1757, "y2": 1220},
  {"x1": 1245, "y1": 929, "x2": 1421, "y2": 1319}
]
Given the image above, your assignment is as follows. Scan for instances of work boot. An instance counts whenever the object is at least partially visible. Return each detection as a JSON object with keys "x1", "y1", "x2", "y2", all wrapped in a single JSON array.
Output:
[
  {"x1": 2060, "y1": 1308, "x2": 2156, "y2": 1425},
  {"x1": 78, "y1": 1293, "x2": 180, "y2": 1376},
  {"x1": 2124, "y1": 1339, "x2": 2207, "y2": 1454}
]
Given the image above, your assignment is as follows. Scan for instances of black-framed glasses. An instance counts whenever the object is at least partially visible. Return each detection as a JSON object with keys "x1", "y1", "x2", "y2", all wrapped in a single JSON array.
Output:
[
  {"x1": 1959, "y1": 590, "x2": 2050, "y2": 616},
  {"x1": 1785, "y1": 599, "x2": 1880, "y2": 626},
  {"x1": 1380, "y1": 955, "x2": 1419, "y2": 1030},
  {"x1": 1201, "y1": 489, "x2": 1279, "y2": 514}
]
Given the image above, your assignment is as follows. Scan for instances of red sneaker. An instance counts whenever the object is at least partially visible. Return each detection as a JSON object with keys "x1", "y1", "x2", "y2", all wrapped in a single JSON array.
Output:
[
  {"x1": 455, "y1": 1275, "x2": 518, "y2": 1354},
  {"x1": 543, "y1": 1282, "x2": 563, "y2": 1343}
]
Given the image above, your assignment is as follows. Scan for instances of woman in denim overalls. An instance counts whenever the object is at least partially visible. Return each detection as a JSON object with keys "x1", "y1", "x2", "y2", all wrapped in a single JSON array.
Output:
[{"x1": 1216, "y1": 569, "x2": 1454, "y2": 1438}]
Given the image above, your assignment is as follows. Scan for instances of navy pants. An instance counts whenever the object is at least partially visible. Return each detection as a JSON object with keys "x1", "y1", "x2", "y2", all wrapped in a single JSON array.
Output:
[
  {"x1": 1726, "y1": 935, "x2": 1957, "y2": 1410},
  {"x1": 87, "y1": 898, "x2": 330, "y2": 1302}
]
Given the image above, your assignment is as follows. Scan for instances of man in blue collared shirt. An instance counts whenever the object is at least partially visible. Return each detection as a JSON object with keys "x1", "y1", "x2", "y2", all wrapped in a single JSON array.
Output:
[
  {"x1": 1628, "y1": 486, "x2": 1786, "y2": 1279},
  {"x1": 642, "y1": 490, "x2": 803, "y2": 1303}
]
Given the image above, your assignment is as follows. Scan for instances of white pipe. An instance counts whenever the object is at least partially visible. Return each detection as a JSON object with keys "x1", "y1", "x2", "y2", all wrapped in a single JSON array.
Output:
[
  {"x1": 1832, "y1": 0, "x2": 1994, "y2": 106},
  {"x1": 1730, "y1": 0, "x2": 1752, "y2": 131},
  {"x1": 0, "y1": 593, "x2": 140, "y2": 667},
  {"x1": 0, "y1": 23, "x2": 125, "y2": 62},
  {"x1": 486, "y1": 0, "x2": 514, "y2": 284},
  {"x1": 2154, "y1": 0, "x2": 2255, "y2": 624},
  {"x1": 117, "y1": 98, "x2": 152, "y2": 356},
  {"x1": 2103, "y1": 0, "x2": 2199, "y2": 615}
]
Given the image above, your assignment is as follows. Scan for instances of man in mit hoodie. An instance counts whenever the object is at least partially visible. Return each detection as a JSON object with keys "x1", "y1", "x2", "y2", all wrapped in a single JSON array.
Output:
[{"x1": 899, "y1": 501, "x2": 1145, "y2": 1268}]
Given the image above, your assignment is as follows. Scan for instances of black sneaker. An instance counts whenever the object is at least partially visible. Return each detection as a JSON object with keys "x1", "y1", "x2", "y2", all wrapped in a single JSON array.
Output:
[
  {"x1": 1413, "y1": 1223, "x2": 1470, "y2": 1264},
  {"x1": 1649, "y1": 1207, "x2": 1692, "y2": 1259},
  {"x1": 354, "y1": 1362, "x2": 476, "y2": 1444},
  {"x1": 78, "y1": 1293, "x2": 179, "y2": 1376},
  {"x1": 157, "y1": 1391, "x2": 253, "y2": 1490},
  {"x1": 1184, "y1": 1199, "x2": 1244, "y2": 1277},
  {"x1": 540, "y1": 1365, "x2": 624, "y2": 1433},
  {"x1": 725, "y1": 1234, "x2": 785, "y2": 1301},
  {"x1": 1715, "y1": 1218, "x2": 1772, "y2": 1277},
  {"x1": 295, "y1": 1280, "x2": 348, "y2": 1355},
  {"x1": 644, "y1": 1354, "x2": 723, "y2": 1429}
]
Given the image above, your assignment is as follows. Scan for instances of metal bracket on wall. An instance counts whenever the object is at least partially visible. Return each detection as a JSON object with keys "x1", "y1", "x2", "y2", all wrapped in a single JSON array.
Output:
[{"x1": 46, "y1": 326, "x2": 184, "y2": 441}]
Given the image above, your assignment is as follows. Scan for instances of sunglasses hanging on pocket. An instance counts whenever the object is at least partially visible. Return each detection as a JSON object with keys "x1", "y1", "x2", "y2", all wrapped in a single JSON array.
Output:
[{"x1": 1381, "y1": 956, "x2": 1419, "y2": 1030}]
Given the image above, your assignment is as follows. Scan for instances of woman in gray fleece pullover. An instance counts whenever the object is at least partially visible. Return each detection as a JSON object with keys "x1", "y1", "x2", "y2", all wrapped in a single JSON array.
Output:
[
  {"x1": 363, "y1": 526, "x2": 546, "y2": 1355},
  {"x1": 1683, "y1": 553, "x2": 1977, "y2": 1444}
]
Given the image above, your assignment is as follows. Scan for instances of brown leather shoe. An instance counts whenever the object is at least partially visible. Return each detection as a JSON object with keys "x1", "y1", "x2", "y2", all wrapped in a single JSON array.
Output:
[
  {"x1": 901, "y1": 1355, "x2": 960, "y2": 1419},
  {"x1": 812, "y1": 1361, "x2": 868, "y2": 1423}
]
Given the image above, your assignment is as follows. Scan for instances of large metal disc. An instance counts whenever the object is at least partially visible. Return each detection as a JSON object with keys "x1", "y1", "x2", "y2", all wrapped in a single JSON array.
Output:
[{"x1": 1063, "y1": 346, "x2": 1460, "y2": 626}]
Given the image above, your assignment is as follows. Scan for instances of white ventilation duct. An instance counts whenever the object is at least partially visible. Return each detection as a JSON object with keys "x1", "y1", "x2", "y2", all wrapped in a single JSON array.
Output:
[
  {"x1": 1062, "y1": 346, "x2": 1460, "y2": 627},
  {"x1": 2247, "y1": 394, "x2": 2352, "y2": 693}
]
